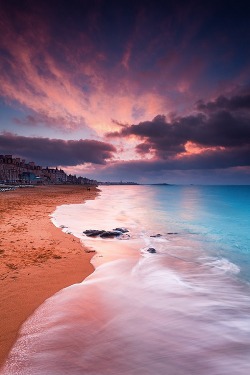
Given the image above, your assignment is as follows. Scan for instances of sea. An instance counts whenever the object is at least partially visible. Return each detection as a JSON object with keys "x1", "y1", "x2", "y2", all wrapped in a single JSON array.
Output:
[{"x1": 2, "y1": 185, "x2": 250, "y2": 375}]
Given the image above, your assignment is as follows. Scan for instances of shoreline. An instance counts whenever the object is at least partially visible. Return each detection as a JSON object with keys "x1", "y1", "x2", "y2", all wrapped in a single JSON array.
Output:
[{"x1": 0, "y1": 185, "x2": 98, "y2": 366}]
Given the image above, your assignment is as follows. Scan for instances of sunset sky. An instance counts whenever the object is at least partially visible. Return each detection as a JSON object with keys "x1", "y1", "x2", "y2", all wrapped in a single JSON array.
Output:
[{"x1": 1, "y1": 0, "x2": 250, "y2": 184}]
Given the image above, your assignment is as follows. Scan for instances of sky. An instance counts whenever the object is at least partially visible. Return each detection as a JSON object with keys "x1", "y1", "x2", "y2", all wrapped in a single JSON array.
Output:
[{"x1": 0, "y1": 0, "x2": 250, "y2": 184}]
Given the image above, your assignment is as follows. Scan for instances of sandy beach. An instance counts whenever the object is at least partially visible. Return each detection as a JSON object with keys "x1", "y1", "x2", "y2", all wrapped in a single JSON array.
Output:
[{"x1": 0, "y1": 185, "x2": 98, "y2": 366}]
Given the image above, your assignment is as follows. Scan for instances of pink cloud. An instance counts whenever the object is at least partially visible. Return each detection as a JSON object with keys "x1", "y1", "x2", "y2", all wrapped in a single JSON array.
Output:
[
  {"x1": 0, "y1": 4, "x2": 192, "y2": 136},
  {"x1": 0, "y1": 1, "x2": 248, "y2": 142},
  {"x1": 0, "y1": 13, "x2": 169, "y2": 136}
]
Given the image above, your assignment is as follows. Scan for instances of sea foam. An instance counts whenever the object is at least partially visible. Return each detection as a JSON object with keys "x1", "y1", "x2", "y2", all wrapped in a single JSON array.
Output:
[
  {"x1": 2, "y1": 185, "x2": 250, "y2": 375},
  {"x1": 2, "y1": 255, "x2": 250, "y2": 375}
]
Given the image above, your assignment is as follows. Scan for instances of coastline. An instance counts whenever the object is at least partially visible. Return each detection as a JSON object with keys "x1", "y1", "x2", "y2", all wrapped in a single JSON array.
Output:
[{"x1": 0, "y1": 185, "x2": 98, "y2": 366}]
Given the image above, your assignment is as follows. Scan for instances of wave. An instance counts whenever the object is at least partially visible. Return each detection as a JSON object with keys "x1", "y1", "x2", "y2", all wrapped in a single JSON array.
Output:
[
  {"x1": 2, "y1": 254, "x2": 250, "y2": 375},
  {"x1": 2, "y1": 186, "x2": 250, "y2": 374}
]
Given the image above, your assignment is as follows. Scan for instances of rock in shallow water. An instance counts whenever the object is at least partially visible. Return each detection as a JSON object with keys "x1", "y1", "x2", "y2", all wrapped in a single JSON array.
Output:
[
  {"x1": 83, "y1": 228, "x2": 130, "y2": 238},
  {"x1": 147, "y1": 248, "x2": 156, "y2": 253},
  {"x1": 83, "y1": 230, "x2": 105, "y2": 237},
  {"x1": 100, "y1": 230, "x2": 123, "y2": 238},
  {"x1": 113, "y1": 227, "x2": 129, "y2": 233}
]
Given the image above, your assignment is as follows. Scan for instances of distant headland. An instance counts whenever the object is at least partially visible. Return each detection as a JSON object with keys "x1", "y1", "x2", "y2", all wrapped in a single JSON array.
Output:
[{"x1": 98, "y1": 181, "x2": 139, "y2": 185}]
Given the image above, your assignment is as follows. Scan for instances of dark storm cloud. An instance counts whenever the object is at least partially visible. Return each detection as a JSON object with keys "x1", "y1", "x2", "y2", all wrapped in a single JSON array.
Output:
[
  {"x1": 196, "y1": 94, "x2": 250, "y2": 112},
  {"x1": 107, "y1": 93, "x2": 250, "y2": 160},
  {"x1": 107, "y1": 114, "x2": 187, "y2": 158},
  {"x1": 102, "y1": 145, "x2": 250, "y2": 178},
  {"x1": 0, "y1": 133, "x2": 116, "y2": 166},
  {"x1": 178, "y1": 110, "x2": 250, "y2": 147}
]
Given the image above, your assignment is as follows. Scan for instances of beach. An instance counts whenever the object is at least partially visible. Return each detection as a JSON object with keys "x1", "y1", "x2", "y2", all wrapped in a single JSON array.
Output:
[
  {"x1": 1, "y1": 185, "x2": 250, "y2": 374},
  {"x1": 0, "y1": 185, "x2": 98, "y2": 366}
]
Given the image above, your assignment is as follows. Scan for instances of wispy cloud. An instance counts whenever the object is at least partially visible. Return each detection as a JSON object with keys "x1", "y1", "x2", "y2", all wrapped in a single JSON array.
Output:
[
  {"x1": 1, "y1": 0, "x2": 250, "y2": 184},
  {"x1": 0, "y1": 3, "x2": 168, "y2": 135},
  {"x1": 2, "y1": 0, "x2": 246, "y2": 137}
]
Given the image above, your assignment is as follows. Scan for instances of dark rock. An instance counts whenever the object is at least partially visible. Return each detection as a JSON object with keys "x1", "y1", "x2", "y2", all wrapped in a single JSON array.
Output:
[
  {"x1": 100, "y1": 230, "x2": 122, "y2": 238},
  {"x1": 83, "y1": 230, "x2": 105, "y2": 237},
  {"x1": 113, "y1": 227, "x2": 129, "y2": 233},
  {"x1": 147, "y1": 248, "x2": 156, "y2": 253},
  {"x1": 167, "y1": 232, "x2": 178, "y2": 235},
  {"x1": 150, "y1": 234, "x2": 162, "y2": 238},
  {"x1": 118, "y1": 233, "x2": 130, "y2": 240},
  {"x1": 83, "y1": 228, "x2": 129, "y2": 239}
]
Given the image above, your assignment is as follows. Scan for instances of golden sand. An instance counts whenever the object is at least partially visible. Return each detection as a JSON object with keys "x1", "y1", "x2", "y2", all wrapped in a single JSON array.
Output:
[{"x1": 0, "y1": 185, "x2": 98, "y2": 365}]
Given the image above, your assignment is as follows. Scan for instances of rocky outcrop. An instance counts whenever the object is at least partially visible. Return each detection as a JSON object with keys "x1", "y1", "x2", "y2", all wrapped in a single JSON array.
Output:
[
  {"x1": 100, "y1": 230, "x2": 124, "y2": 238},
  {"x1": 113, "y1": 227, "x2": 129, "y2": 233},
  {"x1": 83, "y1": 228, "x2": 129, "y2": 238},
  {"x1": 83, "y1": 230, "x2": 105, "y2": 237}
]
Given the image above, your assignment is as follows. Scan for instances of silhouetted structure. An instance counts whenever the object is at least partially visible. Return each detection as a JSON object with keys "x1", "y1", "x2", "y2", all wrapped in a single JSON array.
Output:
[{"x1": 0, "y1": 155, "x2": 97, "y2": 185}]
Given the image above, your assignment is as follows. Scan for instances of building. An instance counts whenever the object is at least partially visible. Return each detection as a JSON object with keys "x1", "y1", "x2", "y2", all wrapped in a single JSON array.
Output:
[
  {"x1": 42, "y1": 167, "x2": 67, "y2": 183},
  {"x1": 0, "y1": 154, "x2": 97, "y2": 185}
]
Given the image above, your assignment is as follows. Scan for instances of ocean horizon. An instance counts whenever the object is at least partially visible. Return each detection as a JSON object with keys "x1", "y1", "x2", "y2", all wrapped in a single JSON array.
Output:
[{"x1": 2, "y1": 185, "x2": 250, "y2": 374}]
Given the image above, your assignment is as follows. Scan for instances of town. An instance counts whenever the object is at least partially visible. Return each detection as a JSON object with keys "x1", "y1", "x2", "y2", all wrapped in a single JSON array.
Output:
[{"x1": 0, "y1": 154, "x2": 98, "y2": 185}]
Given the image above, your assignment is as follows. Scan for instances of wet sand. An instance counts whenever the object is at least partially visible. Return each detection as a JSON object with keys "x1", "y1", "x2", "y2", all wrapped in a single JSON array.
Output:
[{"x1": 0, "y1": 185, "x2": 98, "y2": 366}]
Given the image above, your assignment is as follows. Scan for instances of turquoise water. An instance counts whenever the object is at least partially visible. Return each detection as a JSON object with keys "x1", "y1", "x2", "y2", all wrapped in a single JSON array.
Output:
[
  {"x1": 2, "y1": 185, "x2": 250, "y2": 375},
  {"x1": 144, "y1": 185, "x2": 250, "y2": 282}
]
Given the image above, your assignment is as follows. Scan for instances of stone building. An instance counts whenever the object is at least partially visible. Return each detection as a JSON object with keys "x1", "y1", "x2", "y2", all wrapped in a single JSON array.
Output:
[
  {"x1": 0, "y1": 154, "x2": 97, "y2": 185},
  {"x1": 0, "y1": 155, "x2": 41, "y2": 183},
  {"x1": 42, "y1": 167, "x2": 67, "y2": 184}
]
